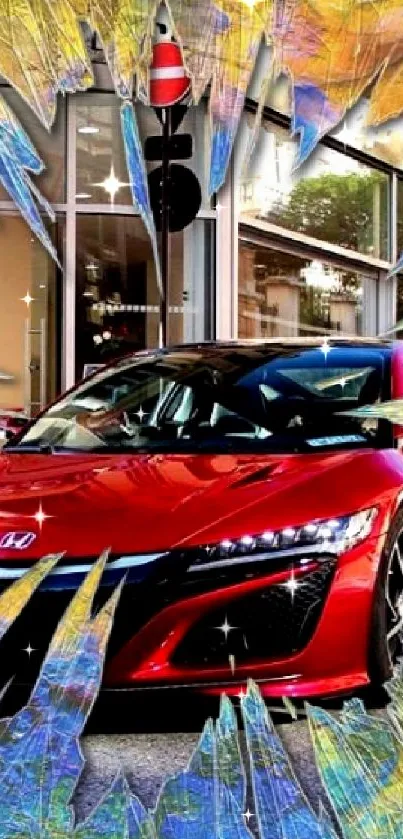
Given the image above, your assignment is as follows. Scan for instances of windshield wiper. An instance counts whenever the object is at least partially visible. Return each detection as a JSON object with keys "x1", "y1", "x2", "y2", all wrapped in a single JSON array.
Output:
[{"x1": 4, "y1": 442, "x2": 55, "y2": 454}]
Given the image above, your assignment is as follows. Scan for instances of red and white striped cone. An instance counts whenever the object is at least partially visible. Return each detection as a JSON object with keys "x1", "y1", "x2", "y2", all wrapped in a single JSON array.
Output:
[{"x1": 149, "y1": 41, "x2": 190, "y2": 108}]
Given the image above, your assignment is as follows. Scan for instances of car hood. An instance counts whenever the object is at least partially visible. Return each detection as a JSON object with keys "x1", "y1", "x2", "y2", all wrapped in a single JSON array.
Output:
[{"x1": 0, "y1": 448, "x2": 397, "y2": 559}]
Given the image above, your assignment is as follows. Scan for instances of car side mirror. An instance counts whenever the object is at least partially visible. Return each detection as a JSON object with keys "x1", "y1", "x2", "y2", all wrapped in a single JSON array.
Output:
[
  {"x1": 0, "y1": 413, "x2": 29, "y2": 444},
  {"x1": 4, "y1": 428, "x2": 18, "y2": 441}
]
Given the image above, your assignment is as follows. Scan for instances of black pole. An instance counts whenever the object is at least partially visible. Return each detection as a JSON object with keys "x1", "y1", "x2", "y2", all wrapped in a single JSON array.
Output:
[{"x1": 160, "y1": 108, "x2": 171, "y2": 347}]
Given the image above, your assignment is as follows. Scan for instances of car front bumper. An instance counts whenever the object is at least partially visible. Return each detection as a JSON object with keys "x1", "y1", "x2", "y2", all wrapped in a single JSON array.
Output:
[
  {"x1": 0, "y1": 531, "x2": 387, "y2": 700},
  {"x1": 103, "y1": 532, "x2": 387, "y2": 699}
]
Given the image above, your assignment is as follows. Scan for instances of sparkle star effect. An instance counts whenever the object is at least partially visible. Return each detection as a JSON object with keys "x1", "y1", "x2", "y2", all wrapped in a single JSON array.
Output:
[
  {"x1": 319, "y1": 338, "x2": 332, "y2": 360},
  {"x1": 32, "y1": 503, "x2": 52, "y2": 530},
  {"x1": 136, "y1": 407, "x2": 147, "y2": 422},
  {"x1": 21, "y1": 291, "x2": 35, "y2": 307},
  {"x1": 243, "y1": 809, "x2": 254, "y2": 822},
  {"x1": 216, "y1": 617, "x2": 236, "y2": 639},
  {"x1": 22, "y1": 643, "x2": 35, "y2": 657},
  {"x1": 283, "y1": 570, "x2": 300, "y2": 599},
  {"x1": 95, "y1": 165, "x2": 129, "y2": 202}
]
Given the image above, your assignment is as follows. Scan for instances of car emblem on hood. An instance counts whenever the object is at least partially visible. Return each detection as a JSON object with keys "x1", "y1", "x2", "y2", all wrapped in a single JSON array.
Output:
[{"x1": 0, "y1": 532, "x2": 37, "y2": 550}]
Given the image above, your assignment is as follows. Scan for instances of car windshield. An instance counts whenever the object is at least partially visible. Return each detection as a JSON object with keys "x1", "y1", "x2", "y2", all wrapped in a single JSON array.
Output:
[{"x1": 6, "y1": 345, "x2": 391, "y2": 455}]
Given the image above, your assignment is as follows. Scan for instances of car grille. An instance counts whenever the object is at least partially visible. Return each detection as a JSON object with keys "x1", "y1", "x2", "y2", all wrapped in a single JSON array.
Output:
[
  {"x1": 172, "y1": 559, "x2": 336, "y2": 668},
  {"x1": 0, "y1": 553, "x2": 336, "y2": 692}
]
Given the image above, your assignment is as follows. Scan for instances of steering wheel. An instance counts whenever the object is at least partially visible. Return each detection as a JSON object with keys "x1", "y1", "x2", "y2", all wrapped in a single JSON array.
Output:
[
  {"x1": 119, "y1": 411, "x2": 136, "y2": 437},
  {"x1": 75, "y1": 407, "x2": 139, "y2": 440}
]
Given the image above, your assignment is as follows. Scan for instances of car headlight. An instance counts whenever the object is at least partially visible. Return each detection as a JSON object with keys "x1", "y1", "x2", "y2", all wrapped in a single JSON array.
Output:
[{"x1": 187, "y1": 507, "x2": 378, "y2": 572}]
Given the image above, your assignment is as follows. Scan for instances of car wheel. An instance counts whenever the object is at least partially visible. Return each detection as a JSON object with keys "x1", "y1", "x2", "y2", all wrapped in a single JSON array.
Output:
[{"x1": 369, "y1": 509, "x2": 403, "y2": 687}]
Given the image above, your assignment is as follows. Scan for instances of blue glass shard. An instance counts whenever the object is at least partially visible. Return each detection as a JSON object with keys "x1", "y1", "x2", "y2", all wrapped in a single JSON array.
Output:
[
  {"x1": 154, "y1": 694, "x2": 251, "y2": 839},
  {"x1": 209, "y1": 125, "x2": 233, "y2": 196},
  {"x1": 0, "y1": 96, "x2": 59, "y2": 265},
  {"x1": 291, "y1": 84, "x2": 341, "y2": 168},
  {"x1": 74, "y1": 773, "x2": 155, "y2": 839},
  {"x1": 307, "y1": 698, "x2": 403, "y2": 839},
  {"x1": 0, "y1": 555, "x2": 122, "y2": 839},
  {"x1": 120, "y1": 101, "x2": 162, "y2": 296},
  {"x1": 387, "y1": 250, "x2": 403, "y2": 278},
  {"x1": 241, "y1": 681, "x2": 337, "y2": 839}
]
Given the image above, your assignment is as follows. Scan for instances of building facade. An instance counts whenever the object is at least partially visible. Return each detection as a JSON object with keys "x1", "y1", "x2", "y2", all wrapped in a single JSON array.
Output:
[{"x1": 0, "y1": 39, "x2": 402, "y2": 416}]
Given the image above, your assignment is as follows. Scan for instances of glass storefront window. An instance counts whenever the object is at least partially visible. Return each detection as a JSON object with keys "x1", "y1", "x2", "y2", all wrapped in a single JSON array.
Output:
[
  {"x1": 0, "y1": 87, "x2": 66, "y2": 203},
  {"x1": 0, "y1": 214, "x2": 62, "y2": 414},
  {"x1": 238, "y1": 241, "x2": 372, "y2": 339},
  {"x1": 397, "y1": 179, "x2": 403, "y2": 255},
  {"x1": 76, "y1": 94, "x2": 132, "y2": 205},
  {"x1": 0, "y1": 87, "x2": 215, "y2": 403},
  {"x1": 76, "y1": 94, "x2": 211, "y2": 209},
  {"x1": 396, "y1": 271, "x2": 403, "y2": 338},
  {"x1": 238, "y1": 115, "x2": 390, "y2": 260},
  {"x1": 397, "y1": 274, "x2": 403, "y2": 336},
  {"x1": 75, "y1": 215, "x2": 214, "y2": 379}
]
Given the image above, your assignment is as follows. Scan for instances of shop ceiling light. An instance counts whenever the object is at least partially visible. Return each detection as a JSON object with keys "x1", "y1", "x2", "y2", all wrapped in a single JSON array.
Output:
[{"x1": 78, "y1": 126, "x2": 99, "y2": 135}]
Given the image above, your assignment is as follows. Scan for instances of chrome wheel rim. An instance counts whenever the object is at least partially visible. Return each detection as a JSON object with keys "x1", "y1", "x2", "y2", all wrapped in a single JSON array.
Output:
[{"x1": 385, "y1": 531, "x2": 403, "y2": 664}]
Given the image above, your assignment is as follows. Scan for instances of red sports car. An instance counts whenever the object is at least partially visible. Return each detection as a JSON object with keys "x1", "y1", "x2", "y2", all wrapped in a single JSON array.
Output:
[{"x1": 0, "y1": 338, "x2": 403, "y2": 700}]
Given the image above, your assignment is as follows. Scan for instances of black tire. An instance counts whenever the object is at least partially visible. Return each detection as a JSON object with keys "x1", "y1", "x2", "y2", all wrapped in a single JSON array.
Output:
[{"x1": 369, "y1": 508, "x2": 403, "y2": 687}]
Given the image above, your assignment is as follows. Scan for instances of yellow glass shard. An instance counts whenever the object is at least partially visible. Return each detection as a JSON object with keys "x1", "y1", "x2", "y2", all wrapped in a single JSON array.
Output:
[{"x1": 0, "y1": 553, "x2": 62, "y2": 641}]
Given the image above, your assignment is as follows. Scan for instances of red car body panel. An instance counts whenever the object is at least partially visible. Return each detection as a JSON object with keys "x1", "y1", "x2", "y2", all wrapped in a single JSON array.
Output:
[
  {"x1": 0, "y1": 339, "x2": 401, "y2": 699},
  {"x1": 0, "y1": 446, "x2": 399, "y2": 697},
  {"x1": 0, "y1": 448, "x2": 398, "y2": 557},
  {"x1": 105, "y1": 534, "x2": 386, "y2": 698}
]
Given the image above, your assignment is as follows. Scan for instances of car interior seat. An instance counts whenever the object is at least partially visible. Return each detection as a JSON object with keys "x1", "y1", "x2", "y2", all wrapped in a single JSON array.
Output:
[{"x1": 358, "y1": 370, "x2": 381, "y2": 406}]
